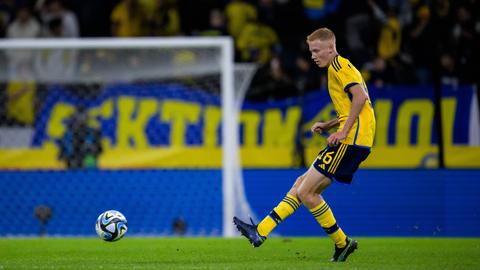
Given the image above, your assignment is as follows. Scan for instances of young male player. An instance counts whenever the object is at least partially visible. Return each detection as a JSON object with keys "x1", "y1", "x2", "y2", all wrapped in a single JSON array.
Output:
[{"x1": 233, "y1": 27, "x2": 375, "y2": 262}]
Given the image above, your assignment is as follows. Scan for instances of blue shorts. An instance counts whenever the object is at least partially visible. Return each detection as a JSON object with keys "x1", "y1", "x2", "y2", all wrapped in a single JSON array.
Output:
[{"x1": 312, "y1": 143, "x2": 370, "y2": 184}]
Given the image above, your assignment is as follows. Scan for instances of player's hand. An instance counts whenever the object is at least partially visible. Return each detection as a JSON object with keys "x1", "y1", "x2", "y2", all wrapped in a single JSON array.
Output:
[
  {"x1": 311, "y1": 122, "x2": 328, "y2": 134},
  {"x1": 327, "y1": 130, "x2": 347, "y2": 146}
]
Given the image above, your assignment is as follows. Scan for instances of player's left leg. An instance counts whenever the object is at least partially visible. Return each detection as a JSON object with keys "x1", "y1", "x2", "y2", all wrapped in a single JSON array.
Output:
[
  {"x1": 254, "y1": 171, "x2": 306, "y2": 238},
  {"x1": 233, "y1": 171, "x2": 306, "y2": 247}
]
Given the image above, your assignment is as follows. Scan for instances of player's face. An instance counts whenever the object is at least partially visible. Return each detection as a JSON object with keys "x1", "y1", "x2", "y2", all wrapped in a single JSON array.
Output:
[{"x1": 308, "y1": 39, "x2": 334, "y2": 68}]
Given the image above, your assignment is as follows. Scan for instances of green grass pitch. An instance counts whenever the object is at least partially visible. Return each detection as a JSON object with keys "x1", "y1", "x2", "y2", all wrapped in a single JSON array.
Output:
[{"x1": 1, "y1": 237, "x2": 479, "y2": 269}]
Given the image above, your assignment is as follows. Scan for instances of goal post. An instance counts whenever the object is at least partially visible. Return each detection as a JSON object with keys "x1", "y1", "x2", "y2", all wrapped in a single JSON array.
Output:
[
  {"x1": 0, "y1": 37, "x2": 254, "y2": 237},
  {"x1": 218, "y1": 38, "x2": 237, "y2": 238}
]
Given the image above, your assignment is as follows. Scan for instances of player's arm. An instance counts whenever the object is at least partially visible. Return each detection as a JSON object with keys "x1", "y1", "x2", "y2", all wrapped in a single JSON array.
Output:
[
  {"x1": 327, "y1": 84, "x2": 368, "y2": 146},
  {"x1": 311, "y1": 118, "x2": 339, "y2": 134}
]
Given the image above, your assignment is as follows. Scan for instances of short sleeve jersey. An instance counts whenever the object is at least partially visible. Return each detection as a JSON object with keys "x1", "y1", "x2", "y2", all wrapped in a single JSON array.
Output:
[{"x1": 327, "y1": 55, "x2": 376, "y2": 147}]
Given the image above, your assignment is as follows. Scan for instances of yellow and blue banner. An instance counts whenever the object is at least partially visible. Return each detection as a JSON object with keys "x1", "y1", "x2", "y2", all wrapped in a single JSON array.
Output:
[{"x1": 0, "y1": 83, "x2": 478, "y2": 169}]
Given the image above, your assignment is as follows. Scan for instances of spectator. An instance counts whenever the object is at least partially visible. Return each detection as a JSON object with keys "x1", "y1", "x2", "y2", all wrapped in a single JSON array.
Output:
[
  {"x1": 364, "y1": 57, "x2": 396, "y2": 88},
  {"x1": 450, "y1": 4, "x2": 478, "y2": 84},
  {"x1": 37, "y1": 0, "x2": 79, "y2": 37},
  {"x1": 195, "y1": 8, "x2": 227, "y2": 37},
  {"x1": 403, "y1": 0, "x2": 433, "y2": 85},
  {"x1": 343, "y1": 1, "x2": 376, "y2": 66},
  {"x1": 34, "y1": 18, "x2": 78, "y2": 82},
  {"x1": 439, "y1": 52, "x2": 458, "y2": 88},
  {"x1": 6, "y1": 5, "x2": 40, "y2": 39},
  {"x1": 4, "y1": 79, "x2": 36, "y2": 126},
  {"x1": 146, "y1": 0, "x2": 181, "y2": 36},
  {"x1": 110, "y1": 0, "x2": 146, "y2": 37},
  {"x1": 225, "y1": 0, "x2": 257, "y2": 39},
  {"x1": 368, "y1": 0, "x2": 403, "y2": 60},
  {"x1": 248, "y1": 56, "x2": 298, "y2": 102},
  {"x1": 236, "y1": 15, "x2": 280, "y2": 64},
  {"x1": 176, "y1": 0, "x2": 223, "y2": 35},
  {"x1": 291, "y1": 44, "x2": 322, "y2": 93},
  {"x1": 6, "y1": 5, "x2": 40, "y2": 79},
  {"x1": 3, "y1": 5, "x2": 40, "y2": 126},
  {"x1": 267, "y1": 1, "x2": 307, "y2": 76}
]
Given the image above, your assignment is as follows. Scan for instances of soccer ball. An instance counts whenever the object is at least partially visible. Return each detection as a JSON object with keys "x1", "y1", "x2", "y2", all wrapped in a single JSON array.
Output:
[{"x1": 95, "y1": 210, "x2": 128, "y2": 241}]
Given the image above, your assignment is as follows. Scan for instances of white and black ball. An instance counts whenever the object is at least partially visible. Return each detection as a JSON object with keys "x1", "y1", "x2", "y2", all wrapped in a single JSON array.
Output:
[{"x1": 95, "y1": 210, "x2": 128, "y2": 241}]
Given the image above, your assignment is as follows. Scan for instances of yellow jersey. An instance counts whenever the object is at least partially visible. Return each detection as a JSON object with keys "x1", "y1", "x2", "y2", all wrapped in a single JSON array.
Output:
[{"x1": 327, "y1": 55, "x2": 376, "y2": 148}]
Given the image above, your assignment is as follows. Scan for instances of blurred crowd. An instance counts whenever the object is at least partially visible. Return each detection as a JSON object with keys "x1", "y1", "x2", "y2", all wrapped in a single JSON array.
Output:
[{"x1": 0, "y1": 0, "x2": 478, "y2": 99}]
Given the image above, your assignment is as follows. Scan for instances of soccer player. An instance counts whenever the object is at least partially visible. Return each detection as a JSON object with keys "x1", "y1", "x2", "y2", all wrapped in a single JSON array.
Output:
[{"x1": 233, "y1": 27, "x2": 375, "y2": 262}]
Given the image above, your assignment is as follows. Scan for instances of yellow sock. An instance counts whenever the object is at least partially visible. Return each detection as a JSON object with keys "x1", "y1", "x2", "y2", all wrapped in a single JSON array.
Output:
[
  {"x1": 310, "y1": 200, "x2": 347, "y2": 248},
  {"x1": 257, "y1": 194, "x2": 300, "y2": 237}
]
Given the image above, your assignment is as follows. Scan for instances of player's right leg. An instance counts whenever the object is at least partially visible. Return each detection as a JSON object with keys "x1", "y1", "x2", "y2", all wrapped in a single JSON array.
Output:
[
  {"x1": 297, "y1": 163, "x2": 357, "y2": 262},
  {"x1": 233, "y1": 171, "x2": 306, "y2": 247}
]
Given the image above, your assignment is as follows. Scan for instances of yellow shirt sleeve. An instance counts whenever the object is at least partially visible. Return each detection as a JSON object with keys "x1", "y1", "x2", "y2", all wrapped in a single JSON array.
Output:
[{"x1": 333, "y1": 58, "x2": 364, "y2": 92}]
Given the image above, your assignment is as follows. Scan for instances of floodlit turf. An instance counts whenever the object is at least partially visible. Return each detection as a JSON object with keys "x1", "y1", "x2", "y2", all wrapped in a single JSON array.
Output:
[{"x1": 0, "y1": 237, "x2": 479, "y2": 269}]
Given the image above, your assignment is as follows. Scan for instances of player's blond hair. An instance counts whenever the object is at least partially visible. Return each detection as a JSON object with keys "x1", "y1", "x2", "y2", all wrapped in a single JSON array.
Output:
[{"x1": 307, "y1": 27, "x2": 336, "y2": 43}]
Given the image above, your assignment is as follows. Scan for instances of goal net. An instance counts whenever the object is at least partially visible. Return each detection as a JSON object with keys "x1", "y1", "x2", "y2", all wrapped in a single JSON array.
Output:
[{"x1": 0, "y1": 38, "x2": 255, "y2": 237}]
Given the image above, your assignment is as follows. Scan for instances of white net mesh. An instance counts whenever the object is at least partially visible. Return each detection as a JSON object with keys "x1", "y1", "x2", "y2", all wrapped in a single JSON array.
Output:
[{"x1": 0, "y1": 37, "x2": 258, "y2": 237}]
